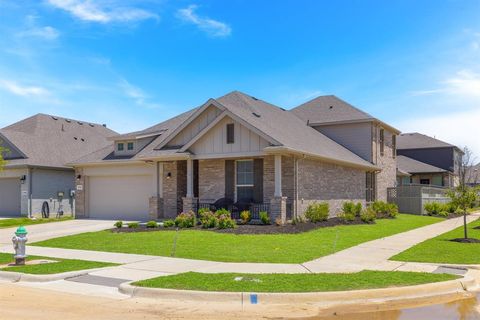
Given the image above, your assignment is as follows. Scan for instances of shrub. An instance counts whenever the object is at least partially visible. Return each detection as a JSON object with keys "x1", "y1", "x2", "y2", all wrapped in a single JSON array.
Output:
[
  {"x1": 146, "y1": 220, "x2": 158, "y2": 228},
  {"x1": 360, "y1": 207, "x2": 376, "y2": 223},
  {"x1": 443, "y1": 202, "x2": 457, "y2": 214},
  {"x1": 259, "y1": 211, "x2": 270, "y2": 225},
  {"x1": 372, "y1": 201, "x2": 398, "y2": 218},
  {"x1": 338, "y1": 212, "x2": 356, "y2": 222},
  {"x1": 199, "y1": 210, "x2": 218, "y2": 229},
  {"x1": 174, "y1": 211, "x2": 196, "y2": 228},
  {"x1": 424, "y1": 202, "x2": 442, "y2": 216},
  {"x1": 163, "y1": 219, "x2": 175, "y2": 228},
  {"x1": 114, "y1": 221, "x2": 123, "y2": 229},
  {"x1": 215, "y1": 208, "x2": 231, "y2": 218},
  {"x1": 342, "y1": 201, "x2": 362, "y2": 217},
  {"x1": 240, "y1": 210, "x2": 251, "y2": 224},
  {"x1": 217, "y1": 214, "x2": 236, "y2": 229},
  {"x1": 128, "y1": 222, "x2": 139, "y2": 229},
  {"x1": 438, "y1": 211, "x2": 449, "y2": 217},
  {"x1": 304, "y1": 202, "x2": 329, "y2": 223}
]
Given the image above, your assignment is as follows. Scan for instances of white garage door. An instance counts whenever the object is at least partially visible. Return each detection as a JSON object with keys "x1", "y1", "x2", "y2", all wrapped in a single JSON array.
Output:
[
  {"x1": 88, "y1": 175, "x2": 152, "y2": 221},
  {"x1": 0, "y1": 178, "x2": 21, "y2": 216}
]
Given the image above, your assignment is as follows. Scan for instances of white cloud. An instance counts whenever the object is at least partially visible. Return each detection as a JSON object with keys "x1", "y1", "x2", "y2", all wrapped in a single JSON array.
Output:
[
  {"x1": 17, "y1": 26, "x2": 60, "y2": 40},
  {"x1": 177, "y1": 5, "x2": 231, "y2": 37},
  {"x1": 118, "y1": 78, "x2": 161, "y2": 109},
  {"x1": 0, "y1": 79, "x2": 50, "y2": 97},
  {"x1": 395, "y1": 108, "x2": 480, "y2": 158},
  {"x1": 410, "y1": 69, "x2": 480, "y2": 98},
  {"x1": 46, "y1": 0, "x2": 159, "y2": 23}
]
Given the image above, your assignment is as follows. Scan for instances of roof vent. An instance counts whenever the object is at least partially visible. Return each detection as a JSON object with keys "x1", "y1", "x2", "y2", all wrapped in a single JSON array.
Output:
[
  {"x1": 74, "y1": 137, "x2": 78, "y2": 140},
  {"x1": 279, "y1": 107, "x2": 286, "y2": 111},
  {"x1": 252, "y1": 112, "x2": 261, "y2": 118},
  {"x1": 77, "y1": 121, "x2": 83, "y2": 125},
  {"x1": 251, "y1": 96, "x2": 259, "y2": 101},
  {"x1": 52, "y1": 116, "x2": 58, "y2": 120},
  {"x1": 329, "y1": 106, "x2": 333, "y2": 109},
  {"x1": 102, "y1": 124, "x2": 107, "y2": 127},
  {"x1": 65, "y1": 119, "x2": 71, "y2": 123},
  {"x1": 89, "y1": 123, "x2": 94, "y2": 127},
  {"x1": 81, "y1": 138, "x2": 85, "y2": 142}
]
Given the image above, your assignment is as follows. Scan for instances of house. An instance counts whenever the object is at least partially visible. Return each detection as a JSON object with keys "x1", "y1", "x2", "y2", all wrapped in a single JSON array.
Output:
[
  {"x1": 0, "y1": 114, "x2": 117, "y2": 217},
  {"x1": 396, "y1": 133, "x2": 463, "y2": 187},
  {"x1": 466, "y1": 163, "x2": 480, "y2": 187},
  {"x1": 72, "y1": 91, "x2": 399, "y2": 223}
]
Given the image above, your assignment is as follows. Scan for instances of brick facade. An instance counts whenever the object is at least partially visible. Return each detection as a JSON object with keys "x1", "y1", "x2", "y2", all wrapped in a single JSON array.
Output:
[
  {"x1": 198, "y1": 159, "x2": 225, "y2": 201},
  {"x1": 372, "y1": 125, "x2": 397, "y2": 201},
  {"x1": 162, "y1": 161, "x2": 180, "y2": 218},
  {"x1": 74, "y1": 168, "x2": 86, "y2": 218}
]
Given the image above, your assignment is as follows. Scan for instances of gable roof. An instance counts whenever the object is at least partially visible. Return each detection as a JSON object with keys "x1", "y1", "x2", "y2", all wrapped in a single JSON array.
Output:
[
  {"x1": 397, "y1": 132, "x2": 458, "y2": 150},
  {"x1": 73, "y1": 91, "x2": 378, "y2": 170},
  {"x1": 290, "y1": 95, "x2": 400, "y2": 134},
  {"x1": 397, "y1": 155, "x2": 447, "y2": 174},
  {"x1": 0, "y1": 113, "x2": 117, "y2": 169},
  {"x1": 466, "y1": 163, "x2": 480, "y2": 185}
]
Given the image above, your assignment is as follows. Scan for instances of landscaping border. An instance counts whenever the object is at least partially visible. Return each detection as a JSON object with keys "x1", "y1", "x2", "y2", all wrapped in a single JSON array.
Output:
[
  {"x1": 118, "y1": 270, "x2": 479, "y2": 307},
  {"x1": 0, "y1": 266, "x2": 115, "y2": 283}
]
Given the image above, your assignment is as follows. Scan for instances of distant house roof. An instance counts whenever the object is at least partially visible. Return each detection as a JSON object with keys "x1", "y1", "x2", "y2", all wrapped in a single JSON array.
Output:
[
  {"x1": 397, "y1": 132, "x2": 459, "y2": 150},
  {"x1": 290, "y1": 95, "x2": 400, "y2": 134},
  {"x1": 397, "y1": 155, "x2": 447, "y2": 174},
  {"x1": 0, "y1": 114, "x2": 117, "y2": 169},
  {"x1": 73, "y1": 91, "x2": 378, "y2": 170}
]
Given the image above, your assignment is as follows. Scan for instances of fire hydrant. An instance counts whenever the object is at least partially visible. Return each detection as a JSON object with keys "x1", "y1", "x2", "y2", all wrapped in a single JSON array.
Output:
[{"x1": 12, "y1": 226, "x2": 28, "y2": 265}]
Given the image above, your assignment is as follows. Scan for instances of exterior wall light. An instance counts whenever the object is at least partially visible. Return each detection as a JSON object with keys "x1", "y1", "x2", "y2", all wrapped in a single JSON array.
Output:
[
  {"x1": 166, "y1": 172, "x2": 172, "y2": 179},
  {"x1": 76, "y1": 175, "x2": 82, "y2": 181},
  {"x1": 20, "y1": 175, "x2": 26, "y2": 184}
]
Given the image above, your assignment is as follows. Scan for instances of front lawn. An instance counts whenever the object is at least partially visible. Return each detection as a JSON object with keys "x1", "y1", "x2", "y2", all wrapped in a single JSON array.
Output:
[
  {"x1": 32, "y1": 214, "x2": 441, "y2": 263},
  {"x1": 0, "y1": 217, "x2": 72, "y2": 229},
  {"x1": 0, "y1": 253, "x2": 116, "y2": 274},
  {"x1": 133, "y1": 271, "x2": 458, "y2": 292},
  {"x1": 391, "y1": 217, "x2": 480, "y2": 264}
]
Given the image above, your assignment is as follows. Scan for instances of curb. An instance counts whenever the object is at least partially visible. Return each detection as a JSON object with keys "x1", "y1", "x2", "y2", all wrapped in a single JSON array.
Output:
[
  {"x1": 119, "y1": 272, "x2": 479, "y2": 306},
  {"x1": 0, "y1": 267, "x2": 112, "y2": 283}
]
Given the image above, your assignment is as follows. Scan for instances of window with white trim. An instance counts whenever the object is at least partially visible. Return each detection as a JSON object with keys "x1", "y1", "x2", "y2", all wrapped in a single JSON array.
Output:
[
  {"x1": 117, "y1": 143, "x2": 124, "y2": 151},
  {"x1": 236, "y1": 160, "x2": 254, "y2": 201},
  {"x1": 127, "y1": 142, "x2": 134, "y2": 151}
]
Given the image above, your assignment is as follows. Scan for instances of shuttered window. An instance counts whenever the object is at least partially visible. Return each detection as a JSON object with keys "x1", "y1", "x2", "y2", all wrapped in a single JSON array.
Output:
[{"x1": 226, "y1": 123, "x2": 234, "y2": 144}]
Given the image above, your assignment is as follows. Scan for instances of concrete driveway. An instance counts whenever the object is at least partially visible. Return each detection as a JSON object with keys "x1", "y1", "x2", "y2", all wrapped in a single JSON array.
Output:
[{"x1": 0, "y1": 219, "x2": 116, "y2": 246}]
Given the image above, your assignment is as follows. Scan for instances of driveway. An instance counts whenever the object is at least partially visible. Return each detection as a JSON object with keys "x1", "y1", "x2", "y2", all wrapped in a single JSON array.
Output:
[{"x1": 0, "y1": 219, "x2": 116, "y2": 246}]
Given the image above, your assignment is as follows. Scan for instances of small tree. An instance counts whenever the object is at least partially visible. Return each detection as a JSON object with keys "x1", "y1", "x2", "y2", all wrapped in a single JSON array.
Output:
[
  {"x1": 447, "y1": 147, "x2": 479, "y2": 239},
  {"x1": 0, "y1": 143, "x2": 6, "y2": 172}
]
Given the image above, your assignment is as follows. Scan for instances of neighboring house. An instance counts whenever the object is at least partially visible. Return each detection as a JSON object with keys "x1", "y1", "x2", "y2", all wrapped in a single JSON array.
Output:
[
  {"x1": 466, "y1": 163, "x2": 480, "y2": 187},
  {"x1": 0, "y1": 114, "x2": 117, "y2": 217},
  {"x1": 72, "y1": 91, "x2": 398, "y2": 222},
  {"x1": 290, "y1": 95, "x2": 400, "y2": 202},
  {"x1": 396, "y1": 133, "x2": 463, "y2": 187}
]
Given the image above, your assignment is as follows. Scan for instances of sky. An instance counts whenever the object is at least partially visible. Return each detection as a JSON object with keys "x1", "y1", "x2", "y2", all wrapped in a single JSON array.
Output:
[{"x1": 0, "y1": 0, "x2": 480, "y2": 158}]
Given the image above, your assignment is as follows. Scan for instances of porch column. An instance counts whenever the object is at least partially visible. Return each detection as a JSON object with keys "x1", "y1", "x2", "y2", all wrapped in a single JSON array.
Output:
[
  {"x1": 186, "y1": 158, "x2": 193, "y2": 198},
  {"x1": 274, "y1": 154, "x2": 282, "y2": 197},
  {"x1": 149, "y1": 162, "x2": 164, "y2": 219}
]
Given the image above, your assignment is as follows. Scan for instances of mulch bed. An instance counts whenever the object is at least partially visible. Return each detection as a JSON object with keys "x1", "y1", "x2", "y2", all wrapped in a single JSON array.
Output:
[
  {"x1": 450, "y1": 238, "x2": 480, "y2": 243},
  {"x1": 110, "y1": 217, "x2": 376, "y2": 235}
]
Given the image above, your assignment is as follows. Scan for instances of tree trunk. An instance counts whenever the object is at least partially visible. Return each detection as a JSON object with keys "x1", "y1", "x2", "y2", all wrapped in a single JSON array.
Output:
[{"x1": 464, "y1": 211, "x2": 468, "y2": 239}]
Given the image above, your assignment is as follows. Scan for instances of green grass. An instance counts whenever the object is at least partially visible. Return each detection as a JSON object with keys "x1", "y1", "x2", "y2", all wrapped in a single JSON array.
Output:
[
  {"x1": 32, "y1": 214, "x2": 441, "y2": 263},
  {"x1": 0, "y1": 217, "x2": 72, "y2": 229},
  {"x1": 133, "y1": 271, "x2": 458, "y2": 292},
  {"x1": 392, "y1": 217, "x2": 480, "y2": 264},
  {"x1": 0, "y1": 253, "x2": 116, "y2": 274}
]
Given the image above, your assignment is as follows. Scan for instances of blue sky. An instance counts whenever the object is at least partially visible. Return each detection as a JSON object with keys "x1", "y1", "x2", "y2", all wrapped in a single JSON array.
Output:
[{"x1": 1, "y1": 0, "x2": 480, "y2": 155}]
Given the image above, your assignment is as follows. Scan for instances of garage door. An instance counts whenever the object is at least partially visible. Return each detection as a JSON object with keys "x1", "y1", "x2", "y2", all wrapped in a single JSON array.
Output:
[
  {"x1": 0, "y1": 178, "x2": 21, "y2": 216},
  {"x1": 88, "y1": 175, "x2": 152, "y2": 221}
]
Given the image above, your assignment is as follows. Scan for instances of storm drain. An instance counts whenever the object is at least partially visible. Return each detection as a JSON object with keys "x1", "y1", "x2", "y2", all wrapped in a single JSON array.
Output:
[
  {"x1": 66, "y1": 274, "x2": 130, "y2": 288},
  {"x1": 433, "y1": 266, "x2": 468, "y2": 276}
]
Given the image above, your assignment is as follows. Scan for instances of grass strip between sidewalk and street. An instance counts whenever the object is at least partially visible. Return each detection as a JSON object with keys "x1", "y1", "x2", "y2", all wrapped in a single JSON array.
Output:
[
  {"x1": 133, "y1": 271, "x2": 459, "y2": 292},
  {"x1": 32, "y1": 214, "x2": 442, "y2": 263},
  {"x1": 0, "y1": 217, "x2": 72, "y2": 229},
  {"x1": 0, "y1": 253, "x2": 116, "y2": 275},
  {"x1": 391, "y1": 217, "x2": 480, "y2": 264}
]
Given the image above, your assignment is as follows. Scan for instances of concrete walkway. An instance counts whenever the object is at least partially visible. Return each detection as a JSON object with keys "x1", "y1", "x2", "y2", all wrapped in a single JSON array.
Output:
[{"x1": 1, "y1": 214, "x2": 478, "y2": 283}]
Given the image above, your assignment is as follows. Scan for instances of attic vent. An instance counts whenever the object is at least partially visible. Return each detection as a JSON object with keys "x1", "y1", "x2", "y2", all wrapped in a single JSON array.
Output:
[
  {"x1": 74, "y1": 137, "x2": 78, "y2": 140},
  {"x1": 52, "y1": 116, "x2": 58, "y2": 120},
  {"x1": 252, "y1": 112, "x2": 261, "y2": 118},
  {"x1": 89, "y1": 123, "x2": 94, "y2": 127},
  {"x1": 81, "y1": 138, "x2": 85, "y2": 142},
  {"x1": 78, "y1": 121, "x2": 83, "y2": 125},
  {"x1": 65, "y1": 119, "x2": 71, "y2": 123},
  {"x1": 329, "y1": 106, "x2": 333, "y2": 109}
]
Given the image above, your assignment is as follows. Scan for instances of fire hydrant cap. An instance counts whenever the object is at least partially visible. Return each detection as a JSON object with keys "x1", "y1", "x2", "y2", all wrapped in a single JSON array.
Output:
[{"x1": 15, "y1": 226, "x2": 27, "y2": 235}]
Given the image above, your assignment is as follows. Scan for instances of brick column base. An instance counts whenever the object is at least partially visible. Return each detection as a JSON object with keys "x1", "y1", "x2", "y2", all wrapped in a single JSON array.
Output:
[
  {"x1": 149, "y1": 196, "x2": 163, "y2": 219},
  {"x1": 182, "y1": 197, "x2": 198, "y2": 214},
  {"x1": 270, "y1": 196, "x2": 287, "y2": 225}
]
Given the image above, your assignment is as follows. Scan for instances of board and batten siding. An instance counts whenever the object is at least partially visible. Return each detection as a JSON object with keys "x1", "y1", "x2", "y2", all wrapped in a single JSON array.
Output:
[
  {"x1": 168, "y1": 105, "x2": 222, "y2": 147},
  {"x1": 189, "y1": 116, "x2": 269, "y2": 155},
  {"x1": 313, "y1": 122, "x2": 372, "y2": 162}
]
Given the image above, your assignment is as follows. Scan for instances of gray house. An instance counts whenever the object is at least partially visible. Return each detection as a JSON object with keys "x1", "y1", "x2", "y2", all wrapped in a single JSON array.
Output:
[
  {"x1": 0, "y1": 114, "x2": 117, "y2": 217},
  {"x1": 72, "y1": 91, "x2": 399, "y2": 222},
  {"x1": 396, "y1": 133, "x2": 463, "y2": 187}
]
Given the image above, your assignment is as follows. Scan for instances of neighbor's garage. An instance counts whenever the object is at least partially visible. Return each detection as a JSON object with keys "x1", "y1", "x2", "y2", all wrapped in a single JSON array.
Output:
[
  {"x1": 87, "y1": 175, "x2": 152, "y2": 221},
  {"x1": 0, "y1": 178, "x2": 21, "y2": 216}
]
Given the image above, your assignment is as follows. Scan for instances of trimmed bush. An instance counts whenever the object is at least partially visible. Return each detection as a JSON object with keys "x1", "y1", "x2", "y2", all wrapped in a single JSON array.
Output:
[
  {"x1": 198, "y1": 207, "x2": 211, "y2": 216},
  {"x1": 199, "y1": 210, "x2": 218, "y2": 229},
  {"x1": 342, "y1": 201, "x2": 362, "y2": 217},
  {"x1": 215, "y1": 208, "x2": 231, "y2": 218},
  {"x1": 259, "y1": 211, "x2": 270, "y2": 225},
  {"x1": 114, "y1": 221, "x2": 123, "y2": 229},
  {"x1": 372, "y1": 201, "x2": 398, "y2": 218},
  {"x1": 163, "y1": 219, "x2": 175, "y2": 228},
  {"x1": 128, "y1": 222, "x2": 139, "y2": 229},
  {"x1": 146, "y1": 221, "x2": 158, "y2": 228},
  {"x1": 424, "y1": 202, "x2": 442, "y2": 216},
  {"x1": 360, "y1": 207, "x2": 376, "y2": 223},
  {"x1": 217, "y1": 214, "x2": 236, "y2": 229},
  {"x1": 174, "y1": 211, "x2": 196, "y2": 228},
  {"x1": 240, "y1": 210, "x2": 251, "y2": 224},
  {"x1": 304, "y1": 202, "x2": 329, "y2": 223},
  {"x1": 338, "y1": 212, "x2": 356, "y2": 222}
]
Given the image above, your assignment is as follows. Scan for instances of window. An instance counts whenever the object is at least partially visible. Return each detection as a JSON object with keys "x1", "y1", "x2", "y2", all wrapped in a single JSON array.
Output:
[
  {"x1": 127, "y1": 142, "x2": 134, "y2": 151},
  {"x1": 379, "y1": 129, "x2": 385, "y2": 156},
  {"x1": 226, "y1": 123, "x2": 235, "y2": 144},
  {"x1": 420, "y1": 179, "x2": 430, "y2": 185},
  {"x1": 366, "y1": 172, "x2": 376, "y2": 202},
  {"x1": 117, "y1": 143, "x2": 124, "y2": 151},
  {"x1": 236, "y1": 160, "x2": 254, "y2": 201},
  {"x1": 392, "y1": 134, "x2": 396, "y2": 158}
]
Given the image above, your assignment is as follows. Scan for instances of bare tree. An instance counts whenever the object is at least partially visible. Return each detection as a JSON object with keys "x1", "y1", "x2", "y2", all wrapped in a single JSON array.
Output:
[{"x1": 447, "y1": 147, "x2": 479, "y2": 240}]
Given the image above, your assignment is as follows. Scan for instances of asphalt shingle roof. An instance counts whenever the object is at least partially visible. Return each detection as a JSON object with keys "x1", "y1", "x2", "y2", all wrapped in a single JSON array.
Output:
[
  {"x1": 0, "y1": 114, "x2": 117, "y2": 168},
  {"x1": 397, "y1": 155, "x2": 447, "y2": 174},
  {"x1": 397, "y1": 133, "x2": 456, "y2": 150}
]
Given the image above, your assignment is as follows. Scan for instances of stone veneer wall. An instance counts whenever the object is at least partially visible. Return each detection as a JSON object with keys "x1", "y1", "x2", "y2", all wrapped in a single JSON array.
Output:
[
  {"x1": 198, "y1": 159, "x2": 225, "y2": 201},
  {"x1": 74, "y1": 167, "x2": 86, "y2": 217},
  {"x1": 372, "y1": 126, "x2": 397, "y2": 202},
  {"x1": 296, "y1": 158, "x2": 366, "y2": 217}
]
